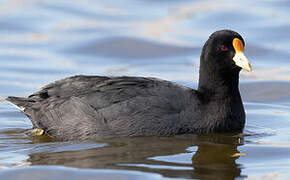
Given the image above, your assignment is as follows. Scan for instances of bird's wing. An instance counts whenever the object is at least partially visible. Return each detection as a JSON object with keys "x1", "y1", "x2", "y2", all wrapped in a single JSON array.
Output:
[{"x1": 7, "y1": 75, "x2": 199, "y2": 140}]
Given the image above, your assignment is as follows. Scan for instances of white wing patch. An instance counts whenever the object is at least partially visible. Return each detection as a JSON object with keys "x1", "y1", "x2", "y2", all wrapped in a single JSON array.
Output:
[{"x1": 7, "y1": 102, "x2": 26, "y2": 112}]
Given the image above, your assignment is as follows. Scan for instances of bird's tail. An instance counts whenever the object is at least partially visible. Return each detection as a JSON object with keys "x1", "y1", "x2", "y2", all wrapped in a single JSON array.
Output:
[
  {"x1": 5, "y1": 96, "x2": 33, "y2": 112},
  {"x1": 0, "y1": 96, "x2": 5, "y2": 102}
]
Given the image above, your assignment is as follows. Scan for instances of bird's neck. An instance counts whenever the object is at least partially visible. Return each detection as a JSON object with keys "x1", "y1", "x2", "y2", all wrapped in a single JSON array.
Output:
[
  {"x1": 196, "y1": 64, "x2": 245, "y2": 133},
  {"x1": 198, "y1": 64, "x2": 240, "y2": 98}
]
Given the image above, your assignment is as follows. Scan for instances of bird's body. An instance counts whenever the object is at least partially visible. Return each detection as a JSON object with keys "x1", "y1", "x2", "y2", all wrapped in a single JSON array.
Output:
[
  {"x1": 6, "y1": 30, "x2": 251, "y2": 140},
  {"x1": 8, "y1": 76, "x2": 200, "y2": 139}
]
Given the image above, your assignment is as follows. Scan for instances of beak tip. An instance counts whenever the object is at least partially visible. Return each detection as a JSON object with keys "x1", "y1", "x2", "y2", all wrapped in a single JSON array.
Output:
[
  {"x1": 247, "y1": 63, "x2": 252, "y2": 72},
  {"x1": 233, "y1": 53, "x2": 252, "y2": 72}
]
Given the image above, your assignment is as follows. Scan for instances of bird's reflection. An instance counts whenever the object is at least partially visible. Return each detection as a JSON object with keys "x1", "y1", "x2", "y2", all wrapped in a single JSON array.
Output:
[
  {"x1": 192, "y1": 141, "x2": 243, "y2": 179},
  {"x1": 27, "y1": 133, "x2": 245, "y2": 179}
]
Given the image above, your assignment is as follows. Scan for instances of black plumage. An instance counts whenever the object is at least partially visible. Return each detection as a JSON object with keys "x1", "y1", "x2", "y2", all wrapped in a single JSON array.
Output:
[{"x1": 6, "y1": 30, "x2": 251, "y2": 140}]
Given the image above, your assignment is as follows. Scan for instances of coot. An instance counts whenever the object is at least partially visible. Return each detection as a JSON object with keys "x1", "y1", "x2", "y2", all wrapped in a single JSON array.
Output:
[{"x1": 7, "y1": 30, "x2": 251, "y2": 140}]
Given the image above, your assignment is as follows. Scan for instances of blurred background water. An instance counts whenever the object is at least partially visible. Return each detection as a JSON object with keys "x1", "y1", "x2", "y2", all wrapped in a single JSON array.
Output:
[{"x1": 0, "y1": 0, "x2": 290, "y2": 179}]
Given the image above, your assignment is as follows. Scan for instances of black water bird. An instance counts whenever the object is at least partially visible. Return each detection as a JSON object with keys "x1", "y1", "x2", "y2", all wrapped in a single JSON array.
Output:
[{"x1": 6, "y1": 30, "x2": 251, "y2": 140}]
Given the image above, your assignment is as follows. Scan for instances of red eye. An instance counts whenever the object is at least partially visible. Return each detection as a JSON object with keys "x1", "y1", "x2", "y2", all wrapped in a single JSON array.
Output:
[{"x1": 220, "y1": 45, "x2": 228, "y2": 51}]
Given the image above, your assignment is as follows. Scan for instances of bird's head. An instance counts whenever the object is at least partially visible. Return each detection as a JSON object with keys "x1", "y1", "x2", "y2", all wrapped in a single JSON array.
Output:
[{"x1": 201, "y1": 30, "x2": 251, "y2": 72}]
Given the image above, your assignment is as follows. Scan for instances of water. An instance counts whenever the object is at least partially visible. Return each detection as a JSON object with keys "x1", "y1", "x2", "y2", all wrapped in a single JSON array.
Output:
[{"x1": 0, "y1": 0, "x2": 290, "y2": 179}]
